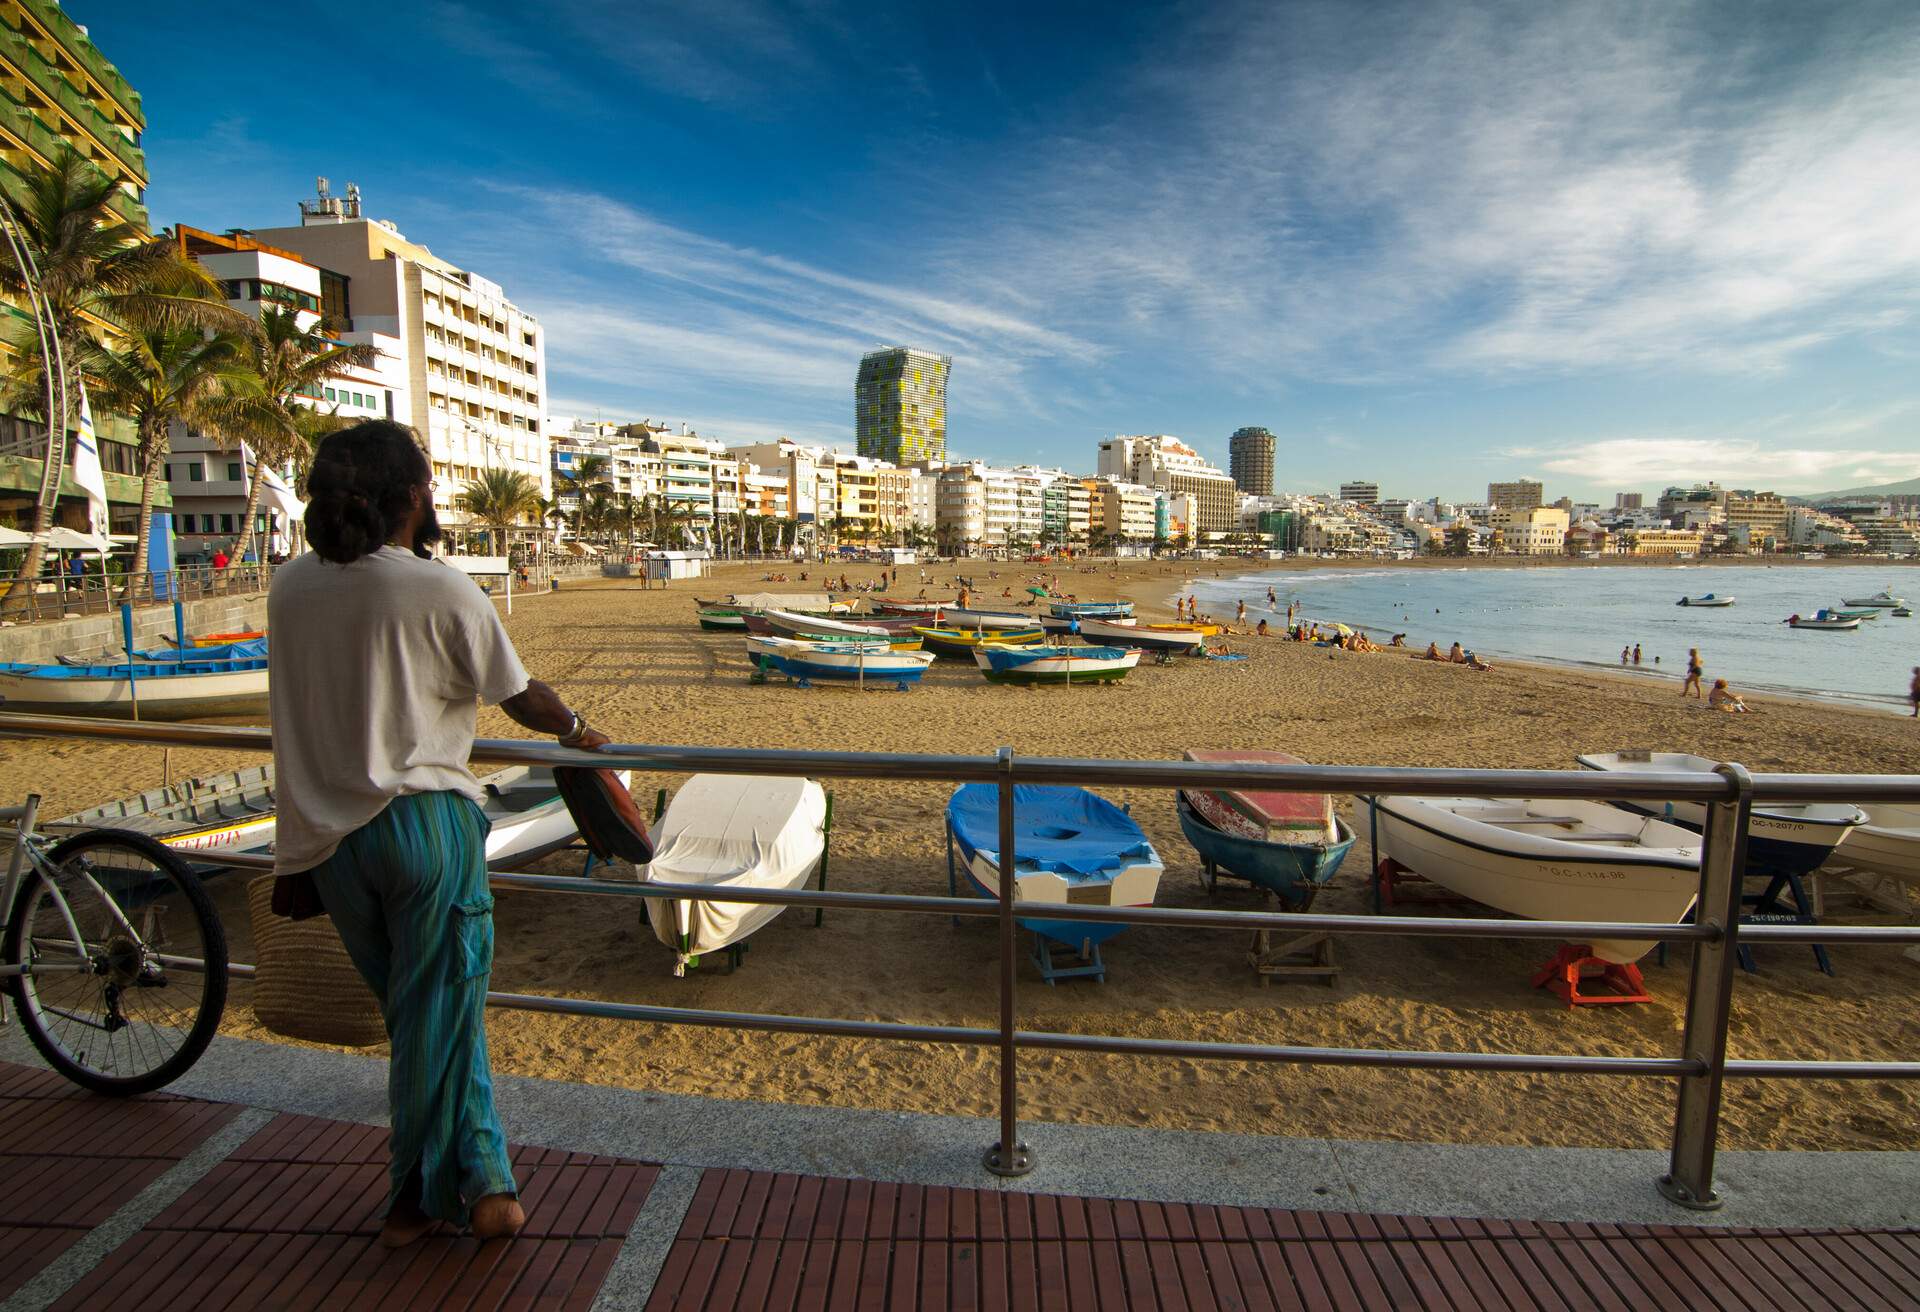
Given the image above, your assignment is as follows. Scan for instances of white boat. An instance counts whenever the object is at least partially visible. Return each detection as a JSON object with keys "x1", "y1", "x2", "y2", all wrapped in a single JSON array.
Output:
[
  {"x1": 48, "y1": 764, "x2": 627, "y2": 871},
  {"x1": 1785, "y1": 611, "x2": 1860, "y2": 631},
  {"x1": 1076, "y1": 617, "x2": 1207, "y2": 652},
  {"x1": 1824, "y1": 803, "x2": 1920, "y2": 887},
  {"x1": 1363, "y1": 795, "x2": 1702, "y2": 963},
  {"x1": 939, "y1": 606, "x2": 1036, "y2": 629},
  {"x1": 643, "y1": 774, "x2": 829, "y2": 975},
  {"x1": 744, "y1": 634, "x2": 934, "y2": 687},
  {"x1": 762, "y1": 608, "x2": 894, "y2": 640},
  {"x1": 1840, "y1": 590, "x2": 1905, "y2": 608},
  {"x1": 1676, "y1": 594, "x2": 1735, "y2": 607},
  {"x1": 0, "y1": 656, "x2": 269, "y2": 718},
  {"x1": 1575, "y1": 751, "x2": 1864, "y2": 876}
]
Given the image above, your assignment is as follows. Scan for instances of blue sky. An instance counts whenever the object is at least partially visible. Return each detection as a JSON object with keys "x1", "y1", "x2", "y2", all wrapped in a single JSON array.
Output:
[{"x1": 89, "y1": 0, "x2": 1920, "y2": 501}]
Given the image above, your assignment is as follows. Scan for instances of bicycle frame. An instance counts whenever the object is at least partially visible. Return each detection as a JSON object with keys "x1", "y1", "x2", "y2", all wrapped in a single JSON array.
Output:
[{"x1": 0, "y1": 795, "x2": 139, "y2": 985}]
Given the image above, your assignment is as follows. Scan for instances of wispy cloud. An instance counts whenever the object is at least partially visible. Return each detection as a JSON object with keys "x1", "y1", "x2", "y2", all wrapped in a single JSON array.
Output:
[{"x1": 1514, "y1": 437, "x2": 1920, "y2": 493}]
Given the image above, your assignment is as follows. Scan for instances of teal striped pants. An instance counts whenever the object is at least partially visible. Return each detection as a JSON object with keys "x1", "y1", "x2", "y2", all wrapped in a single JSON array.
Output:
[{"x1": 313, "y1": 791, "x2": 515, "y2": 1224}]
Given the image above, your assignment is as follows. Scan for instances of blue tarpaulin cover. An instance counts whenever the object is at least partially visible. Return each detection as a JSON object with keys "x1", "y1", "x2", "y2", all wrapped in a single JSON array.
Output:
[{"x1": 946, "y1": 784, "x2": 1153, "y2": 877}]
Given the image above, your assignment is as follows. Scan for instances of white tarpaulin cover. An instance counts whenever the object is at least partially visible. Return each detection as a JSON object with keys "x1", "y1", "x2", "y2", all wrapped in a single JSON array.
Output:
[
  {"x1": 727, "y1": 592, "x2": 835, "y2": 611},
  {"x1": 644, "y1": 774, "x2": 828, "y2": 974}
]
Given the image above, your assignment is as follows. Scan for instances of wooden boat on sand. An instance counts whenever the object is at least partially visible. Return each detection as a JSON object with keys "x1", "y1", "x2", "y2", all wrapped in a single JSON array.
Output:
[
  {"x1": 0, "y1": 655, "x2": 268, "y2": 718},
  {"x1": 1075, "y1": 617, "x2": 1208, "y2": 653},
  {"x1": 913, "y1": 624, "x2": 1045, "y2": 660},
  {"x1": 1176, "y1": 749, "x2": 1353, "y2": 908},
  {"x1": 746, "y1": 635, "x2": 934, "y2": 688},
  {"x1": 643, "y1": 774, "x2": 830, "y2": 975},
  {"x1": 1362, "y1": 794, "x2": 1702, "y2": 963},
  {"x1": 971, "y1": 643, "x2": 1139, "y2": 685}
]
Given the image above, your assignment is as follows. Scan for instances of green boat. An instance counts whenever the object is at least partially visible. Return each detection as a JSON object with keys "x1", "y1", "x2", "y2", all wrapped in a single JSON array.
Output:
[{"x1": 697, "y1": 608, "x2": 750, "y2": 631}]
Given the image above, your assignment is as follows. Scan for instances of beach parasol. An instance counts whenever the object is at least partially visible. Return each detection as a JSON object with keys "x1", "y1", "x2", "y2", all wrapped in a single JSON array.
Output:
[
  {"x1": 1329, "y1": 622, "x2": 1354, "y2": 638},
  {"x1": 1026, "y1": 585, "x2": 1050, "y2": 597}
]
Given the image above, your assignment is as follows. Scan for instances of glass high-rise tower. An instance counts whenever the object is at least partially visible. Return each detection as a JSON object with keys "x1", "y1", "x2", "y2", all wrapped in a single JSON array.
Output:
[{"x1": 857, "y1": 347, "x2": 950, "y2": 465}]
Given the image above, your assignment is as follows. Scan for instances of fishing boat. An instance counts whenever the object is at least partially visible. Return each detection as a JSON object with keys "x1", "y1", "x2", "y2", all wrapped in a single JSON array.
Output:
[
  {"x1": 1047, "y1": 600, "x2": 1134, "y2": 620},
  {"x1": 1822, "y1": 804, "x2": 1920, "y2": 888},
  {"x1": 869, "y1": 599, "x2": 946, "y2": 618},
  {"x1": 1785, "y1": 610, "x2": 1861, "y2": 631},
  {"x1": 971, "y1": 643, "x2": 1140, "y2": 685},
  {"x1": 745, "y1": 634, "x2": 934, "y2": 688},
  {"x1": 643, "y1": 774, "x2": 829, "y2": 975},
  {"x1": 48, "y1": 763, "x2": 626, "y2": 872},
  {"x1": 912, "y1": 624, "x2": 1046, "y2": 660},
  {"x1": 1075, "y1": 616, "x2": 1208, "y2": 653},
  {"x1": 0, "y1": 655, "x2": 269, "y2": 718},
  {"x1": 1361, "y1": 794, "x2": 1701, "y2": 963},
  {"x1": 764, "y1": 609, "x2": 923, "y2": 650},
  {"x1": 1575, "y1": 751, "x2": 1865, "y2": 876},
  {"x1": 1894, "y1": 608, "x2": 1913, "y2": 618},
  {"x1": 937, "y1": 606, "x2": 1035, "y2": 629},
  {"x1": 1676, "y1": 594, "x2": 1735, "y2": 607},
  {"x1": 1840, "y1": 590, "x2": 1905, "y2": 608},
  {"x1": 1176, "y1": 749, "x2": 1354, "y2": 908},
  {"x1": 696, "y1": 607, "x2": 750, "y2": 631},
  {"x1": 59, "y1": 639, "x2": 268, "y2": 666},
  {"x1": 944, "y1": 783, "x2": 1164, "y2": 981},
  {"x1": 159, "y1": 630, "x2": 266, "y2": 649},
  {"x1": 1830, "y1": 607, "x2": 1881, "y2": 621}
]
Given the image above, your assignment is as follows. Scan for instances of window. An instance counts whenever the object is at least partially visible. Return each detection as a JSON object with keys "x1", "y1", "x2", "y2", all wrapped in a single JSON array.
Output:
[
  {"x1": 187, "y1": 463, "x2": 203, "y2": 482},
  {"x1": 219, "y1": 514, "x2": 234, "y2": 532},
  {"x1": 162, "y1": 463, "x2": 173, "y2": 481},
  {"x1": 324, "y1": 387, "x2": 336, "y2": 401},
  {"x1": 227, "y1": 462, "x2": 242, "y2": 481}
]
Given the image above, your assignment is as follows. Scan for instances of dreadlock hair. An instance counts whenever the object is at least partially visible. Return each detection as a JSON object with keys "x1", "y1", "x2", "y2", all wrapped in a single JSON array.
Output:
[{"x1": 302, "y1": 421, "x2": 431, "y2": 564}]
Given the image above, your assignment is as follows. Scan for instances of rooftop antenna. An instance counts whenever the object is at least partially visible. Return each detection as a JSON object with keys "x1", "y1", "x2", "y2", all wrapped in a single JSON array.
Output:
[
  {"x1": 345, "y1": 182, "x2": 361, "y2": 218},
  {"x1": 316, "y1": 176, "x2": 330, "y2": 197}
]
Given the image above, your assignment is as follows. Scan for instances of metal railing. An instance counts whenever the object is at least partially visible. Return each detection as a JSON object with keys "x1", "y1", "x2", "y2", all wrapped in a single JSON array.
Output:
[
  {"x1": 0, "y1": 564, "x2": 277, "y2": 623},
  {"x1": 1, "y1": 711, "x2": 1915, "y2": 1209}
]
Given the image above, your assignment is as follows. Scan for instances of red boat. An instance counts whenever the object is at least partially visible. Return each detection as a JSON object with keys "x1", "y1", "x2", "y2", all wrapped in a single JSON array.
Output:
[{"x1": 1181, "y1": 749, "x2": 1336, "y2": 845}]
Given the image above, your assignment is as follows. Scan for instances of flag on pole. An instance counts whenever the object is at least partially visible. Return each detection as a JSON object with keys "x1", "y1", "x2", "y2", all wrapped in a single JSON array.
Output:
[{"x1": 70, "y1": 385, "x2": 110, "y2": 557}]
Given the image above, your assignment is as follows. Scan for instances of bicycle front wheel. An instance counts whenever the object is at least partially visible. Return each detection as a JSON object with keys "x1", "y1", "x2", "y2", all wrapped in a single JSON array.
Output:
[{"x1": 3, "y1": 828, "x2": 228, "y2": 1095}]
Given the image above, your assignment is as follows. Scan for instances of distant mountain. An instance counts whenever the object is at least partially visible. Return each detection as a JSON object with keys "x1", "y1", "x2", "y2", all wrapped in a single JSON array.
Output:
[{"x1": 1795, "y1": 476, "x2": 1920, "y2": 504}]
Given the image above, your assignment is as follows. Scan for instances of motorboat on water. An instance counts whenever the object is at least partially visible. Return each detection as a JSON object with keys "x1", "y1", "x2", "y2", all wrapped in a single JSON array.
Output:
[
  {"x1": 642, "y1": 774, "x2": 829, "y2": 975},
  {"x1": 1840, "y1": 590, "x2": 1905, "y2": 608},
  {"x1": 971, "y1": 643, "x2": 1139, "y2": 685},
  {"x1": 1830, "y1": 608, "x2": 1881, "y2": 621},
  {"x1": 1177, "y1": 749, "x2": 1353, "y2": 909},
  {"x1": 1361, "y1": 794, "x2": 1701, "y2": 964},
  {"x1": 1785, "y1": 610, "x2": 1861, "y2": 631},
  {"x1": 944, "y1": 783, "x2": 1163, "y2": 981},
  {"x1": 1676, "y1": 594, "x2": 1735, "y2": 607},
  {"x1": 1575, "y1": 751, "x2": 1865, "y2": 876}
]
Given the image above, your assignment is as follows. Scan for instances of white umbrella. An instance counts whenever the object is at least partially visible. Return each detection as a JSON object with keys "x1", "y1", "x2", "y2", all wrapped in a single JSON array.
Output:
[
  {"x1": 0, "y1": 526, "x2": 31, "y2": 547},
  {"x1": 44, "y1": 526, "x2": 112, "y2": 552}
]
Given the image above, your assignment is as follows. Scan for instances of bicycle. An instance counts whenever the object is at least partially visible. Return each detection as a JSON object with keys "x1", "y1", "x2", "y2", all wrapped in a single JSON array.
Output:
[{"x1": 0, "y1": 794, "x2": 228, "y2": 1094}]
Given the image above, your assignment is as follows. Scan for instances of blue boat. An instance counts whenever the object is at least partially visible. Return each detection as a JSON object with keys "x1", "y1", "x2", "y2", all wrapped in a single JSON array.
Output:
[
  {"x1": 1046, "y1": 600, "x2": 1134, "y2": 620},
  {"x1": 0, "y1": 655, "x2": 269, "y2": 718},
  {"x1": 58, "y1": 638, "x2": 268, "y2": 666},
  {"x1": 943, "y1": 784, "x2": 1165, "y2": 982},
  {"x1": 744, "y1": 635, "x2": 934, "y2": 689},
  {"x1": 1176, "y1": 792, "x2": 1353, "y2": 910}
]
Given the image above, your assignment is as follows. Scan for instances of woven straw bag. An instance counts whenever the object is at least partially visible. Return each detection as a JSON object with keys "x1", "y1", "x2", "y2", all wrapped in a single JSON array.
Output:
[{"x1": 246, "y1": 876, "x2": 388, "y2": 1047}]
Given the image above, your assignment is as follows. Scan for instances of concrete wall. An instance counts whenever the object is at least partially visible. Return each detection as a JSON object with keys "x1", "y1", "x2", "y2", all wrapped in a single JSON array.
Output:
[{"x1": 0, "y1": 594, "x2": 267, "y2": 664}]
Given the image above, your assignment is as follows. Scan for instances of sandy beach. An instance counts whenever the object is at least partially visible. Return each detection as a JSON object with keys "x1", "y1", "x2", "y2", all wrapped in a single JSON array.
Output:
[{"x1": 6, "y1": 558, "x2": 1917, "y2": 1153}]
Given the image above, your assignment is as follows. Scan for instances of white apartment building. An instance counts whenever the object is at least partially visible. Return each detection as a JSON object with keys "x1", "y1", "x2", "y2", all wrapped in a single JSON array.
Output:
[
  {"x1": 907, "y1": 468, "x2": 939, "y2": 530},
  {"x1": 1337, "y1": 480, "x2": 1380, "y2": 506},
  {"x1": 1097, "y1": 435, "x2": 1239, "y2": 533},
  {"x1": 250, "y1": 182, "x2": 550, "y2": 531},
  {"x1": 1091, "y1": 478, "x2": 1157, "y2": 542},
  {"x1": 1785, "y1": 505, "x2": 1866, "y2": 549},
  {"x1": 1490, "y1": 506, "x2": 1569, "y2": 555}
]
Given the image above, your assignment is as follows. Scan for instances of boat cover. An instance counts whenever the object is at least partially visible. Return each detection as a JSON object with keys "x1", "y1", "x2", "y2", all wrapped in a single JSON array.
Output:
[
  {"x1": 645, "y1": 775, "x2": 828, "y2": 973},
  {"x1": 947, "y1": 784, "x2": 1153, "y2": 876},
  {"x1": 0, "y1": 656, "x2": 268, "y2": 679},
  {"x1": 1182, "y1": 749, "x2": 1336, "y2": 842},
  {"x1": 730, "y1": 592, "x2": 836, "y2": 611}
]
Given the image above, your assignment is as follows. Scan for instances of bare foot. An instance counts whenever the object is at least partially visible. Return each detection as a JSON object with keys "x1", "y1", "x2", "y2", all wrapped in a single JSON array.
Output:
[
  {"x1": 379, "y1": 1202, "x2": 437, "y2": 1249},
  {"x1": 470, "y1": 1193, "x2": 525, "y2": 1240}
]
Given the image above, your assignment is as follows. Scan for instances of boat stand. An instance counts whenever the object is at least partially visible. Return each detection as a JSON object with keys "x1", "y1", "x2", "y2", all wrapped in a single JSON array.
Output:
[
  {"x1": 1248, "y1": 929, "x2": 1338, "y2": 987},
  {"x1": 1032, "y1": 934, "x2": 1105, "y2": 985},
  {"x1": 1371, "y1": 858, "x2": 1472, "y2": 912},
  {"x1": 1653, "y1": 870, "x2": 1836, "y2": 976},
  {"x1": 1532, "y1": 944, "x2": 1650, "y2": 1007}
]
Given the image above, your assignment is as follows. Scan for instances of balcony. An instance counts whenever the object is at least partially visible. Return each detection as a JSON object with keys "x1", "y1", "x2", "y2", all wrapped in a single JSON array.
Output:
[
  {"x1": 0, "y1": 27, "x2": 145, "y2": 180},
  {"x1": 16, "y1": 0, "x2": 142, "y2": 122}
]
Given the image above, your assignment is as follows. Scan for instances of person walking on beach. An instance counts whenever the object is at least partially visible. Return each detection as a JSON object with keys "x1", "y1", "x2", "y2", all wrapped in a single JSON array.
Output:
[
  {"x1": 268, "y1": 421, "x2": 609, "y2": 1248},
  {"x1": 1682, "y1": 647, "x2": 1704, "y2": 699},
  {"x1": 1909, "y1": 667, "x2": 1919, "y2": 718}
]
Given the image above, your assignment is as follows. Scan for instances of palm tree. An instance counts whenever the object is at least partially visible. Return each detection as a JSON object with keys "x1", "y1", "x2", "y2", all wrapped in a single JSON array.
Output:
[
  {"x1": 564, "y1": 454, "x2": 612, "y2": 500},
  {"x1": 579, "y1": 490, "x2": 617, "y2": 546},
  {"x1": 222, "y1": 306, "x2": 380, "y2": 561},
  {"x1": 457, "y1": 468, "x2": 541, "y2": 556},
  {"x1": 0, "y1": 150, "x2": 242, "y2": 598}
]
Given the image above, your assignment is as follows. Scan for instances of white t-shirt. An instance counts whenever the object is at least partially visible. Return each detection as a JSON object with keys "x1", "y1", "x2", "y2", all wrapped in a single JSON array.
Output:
[{"x1": 268, "y1": 546, "x2": 531, "y2": 874}]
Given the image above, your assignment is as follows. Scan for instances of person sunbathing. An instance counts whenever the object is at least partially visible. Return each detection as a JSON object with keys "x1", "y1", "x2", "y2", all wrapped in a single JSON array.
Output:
[
  {"x1": 1707, "y1": 678, "x2": 1748, "y2": 712},
  {"x1": 1423, "y1": 641, "x2": 1442, "y2": 660},
  {"x1": 1448, "y1": 642, "x2": 1466, "y2": 663}
]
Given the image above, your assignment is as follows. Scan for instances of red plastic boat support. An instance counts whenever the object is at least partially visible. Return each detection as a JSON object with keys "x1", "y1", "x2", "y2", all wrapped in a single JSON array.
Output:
[{"x1": 1532, "y1": 943, "x2": 1651, "y2": 1007}]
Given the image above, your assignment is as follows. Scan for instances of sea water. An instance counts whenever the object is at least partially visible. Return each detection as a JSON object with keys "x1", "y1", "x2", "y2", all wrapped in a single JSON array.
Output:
[{"x1": 1191, "y1": 565, "x2": 1920, "y2": 713}]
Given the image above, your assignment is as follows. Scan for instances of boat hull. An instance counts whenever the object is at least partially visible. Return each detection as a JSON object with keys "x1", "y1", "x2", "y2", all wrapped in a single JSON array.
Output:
[
  {"x1": 949, "y1": 826, "x2": 1162, "y2": 949},
  {"x1": 972, "y1": 646, "x2": 1139, "y2": 684},
  {"x1": 0, "y1": 665, "x2": 268, "y2": 719},
  {"x1": 1076, "y1": 618, "x2": 1205, "y2": 652},
  {"x1": 1366, "y1": 796, "x2": 1700, "y2": 964},
  {"x1": 697, "y1": 611, "x2": 748, "y2": 631},
  {"x1": 1177, "y1": 795, "x2": 1352, "y2": 909},
  {"x1": 1826, "y1": 803, "x2": 1920, "y2": 885},
  {"x1": 913, "y1": 626, "x2": 1045, "y2": 659}
]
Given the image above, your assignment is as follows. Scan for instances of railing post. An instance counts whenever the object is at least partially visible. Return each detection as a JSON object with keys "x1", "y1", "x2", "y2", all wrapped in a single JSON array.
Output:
[
  {"x1": 984, "y1": 744, "x2": 1032, "y2": 1176},
  {"x1": 1659, "y1": 761, "x2": 1751, "y2": 1210}
]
